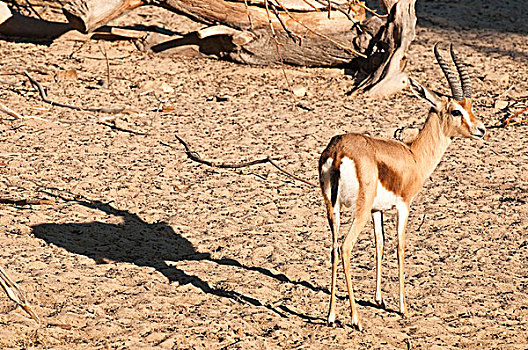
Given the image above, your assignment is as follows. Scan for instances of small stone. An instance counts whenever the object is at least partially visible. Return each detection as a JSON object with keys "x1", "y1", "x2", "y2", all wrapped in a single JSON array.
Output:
[
  {"x1": 160, "y1": 82, "x2": 174, "y2": 93},
  {"x1": 139, "y1": 80, "x2": 156, "y2": 93},
  {"x1": 139, "y1": 80, "x2": 174, "y2": 94},
  {"x1": 494, "y1": 100, "x2": 509, "y2": 110},
  {"x1": 291, "y1": 85, "x2": 306, "y2": 97},
  {"x1": 97, "y1": 79, "x2": 108, "y2": 88}
]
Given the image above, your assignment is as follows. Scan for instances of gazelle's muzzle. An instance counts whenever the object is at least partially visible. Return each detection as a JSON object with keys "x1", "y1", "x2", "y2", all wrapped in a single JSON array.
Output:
[{"x1": 470, "y1": 122, "x2": 486, "y2": 139}]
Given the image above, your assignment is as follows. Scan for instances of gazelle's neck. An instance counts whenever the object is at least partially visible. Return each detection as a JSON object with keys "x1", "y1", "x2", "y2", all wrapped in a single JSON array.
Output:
[{"x1": 409, "y1": 111, "x2": 452, "y2": 181}]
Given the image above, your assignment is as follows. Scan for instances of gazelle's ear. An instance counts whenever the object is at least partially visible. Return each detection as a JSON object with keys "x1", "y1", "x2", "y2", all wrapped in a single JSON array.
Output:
[{"x1": 409, "y1": 78, "x2": 442, "y2": 111}]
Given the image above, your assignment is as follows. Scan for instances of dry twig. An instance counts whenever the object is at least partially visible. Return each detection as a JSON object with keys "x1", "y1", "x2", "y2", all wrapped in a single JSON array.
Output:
[
  {"x1": 300, "y1": 0, "x2": 320, "y2": 11},
  {"x1": 165, "y1": 135, "x2": 317, "y2": 188},
  {"x1": 0, "y1": 101, "x2": 56, "y2": 123},
  {"x1": 0, "y1": 266, "x2": 40, "y2": 324},
  {"x1": 263, "y1": 1, "x2": 297, "y2": 104},
  {"x1": 0, "y1": 198, "x2": 55, "y2": 205},
  {"x1": 243, "y1": 0, "x2": 254, "y2": 30},
  {"x1": 98, "y1": 41, "x2": 111, "y2": 88},
  {"x1": 0, "y1": 102, "x2": 23, "y2": 119},
  {"x1": 416, "y1": 213, "x2": 426, "y2": 232},
  {"x1": 354, "y1": 1, "x2": 388, "y2": 18},
  {"x1": 268, "y1": 2, "x2": 302, "y2": 44},
  {"x1": 503, "y1": 106, "x2": 528, "y2": 127},
  {"x1": 24, "y1": 71, "x2": 123, "y2": 113},
  {"x1": 311, "y1": 0, "x2": 368, "y2": 22}
]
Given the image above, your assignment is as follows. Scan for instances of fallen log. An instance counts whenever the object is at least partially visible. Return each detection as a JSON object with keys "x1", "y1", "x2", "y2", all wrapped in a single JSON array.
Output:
[
  {"x1": 0, "y1": 0, "x2": 417, "y2": 97},
  {"x1": 61, "y1": 0, "x2": 417, "y2": 97},
  {"x1": 63, "y1": 0, "x2": 367, "y2": 66}
]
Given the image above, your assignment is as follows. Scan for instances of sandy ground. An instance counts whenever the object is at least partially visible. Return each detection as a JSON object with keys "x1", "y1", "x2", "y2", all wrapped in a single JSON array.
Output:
[{"x1": 0, "y1": 1, "x2": 527, "y2": 349}]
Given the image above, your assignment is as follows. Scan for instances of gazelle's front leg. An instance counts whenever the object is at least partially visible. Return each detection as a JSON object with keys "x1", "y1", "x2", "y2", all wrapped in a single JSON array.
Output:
[
  {"x1": 395, "y1": 202, "x2": 410, "y2": 316},
  {"x1": 372, "y1": 210, "x2": 385, "y2": 308}
]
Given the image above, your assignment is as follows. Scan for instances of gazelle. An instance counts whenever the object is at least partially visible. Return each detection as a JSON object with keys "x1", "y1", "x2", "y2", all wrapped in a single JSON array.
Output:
[{"x1": 318, "y1": 43, "x2": 485, "y2": 330}]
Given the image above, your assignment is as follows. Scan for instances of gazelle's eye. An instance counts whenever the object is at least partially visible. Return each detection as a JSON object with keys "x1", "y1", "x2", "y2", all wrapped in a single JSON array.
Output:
[{"x1": 450, "y1": 109, "x2": 463, "y2": 117}]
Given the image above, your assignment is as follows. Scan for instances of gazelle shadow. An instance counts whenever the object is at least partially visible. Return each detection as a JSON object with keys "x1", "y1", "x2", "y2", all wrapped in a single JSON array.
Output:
[{"x1": 31, "y1": 195, "x2": 327, "y2": 322}]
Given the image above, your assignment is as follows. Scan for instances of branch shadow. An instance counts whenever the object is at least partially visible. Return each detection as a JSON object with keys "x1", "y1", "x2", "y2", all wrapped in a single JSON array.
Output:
[{"x1": 31, "y1": 194, "x2": 324, "y2": 323}]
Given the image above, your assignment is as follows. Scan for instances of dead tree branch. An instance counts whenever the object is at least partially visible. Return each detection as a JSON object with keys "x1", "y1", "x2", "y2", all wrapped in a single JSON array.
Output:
[
  {"x1": 502, "y1": 106, "x2": 528, "y2": 127},
  {"x1": 0, "y1": 266, "x2": 40, "y2": 324},
  {"x1": 0, "y1": 198, "x2": 55, "y2": 205},
  {"x1": 167, "y1": 135, "x2": 317, "y2": 187},
  {"x1": 0, "y1": 102, "x2": 23, "y2": 119}
]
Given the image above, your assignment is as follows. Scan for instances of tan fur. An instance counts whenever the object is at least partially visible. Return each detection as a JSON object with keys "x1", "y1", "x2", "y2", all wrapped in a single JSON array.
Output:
[
  {"x1": 318, "y1": 91, "x2": 485, "y2": 330},
  {"x1": 319, "y1": 111, "x2": 452, "y2": 203}
]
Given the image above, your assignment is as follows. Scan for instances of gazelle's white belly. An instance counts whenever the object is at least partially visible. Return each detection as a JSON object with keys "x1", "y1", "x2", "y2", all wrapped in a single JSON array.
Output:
[
  {"x1": 321, "y1": 156, "x2": 401, "y2": 212},
  {"x1": 372, "y1": 180, "x2": 401, "y2": 211}
]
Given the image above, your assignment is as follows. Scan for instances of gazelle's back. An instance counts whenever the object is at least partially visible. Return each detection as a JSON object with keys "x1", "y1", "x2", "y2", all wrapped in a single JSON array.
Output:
[{"x1": 319, "y1": 133, "x2": 417, "y2": 212}]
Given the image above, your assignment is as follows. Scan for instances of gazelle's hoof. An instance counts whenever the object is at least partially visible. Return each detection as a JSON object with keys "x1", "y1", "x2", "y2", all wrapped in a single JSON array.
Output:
[
  {"x1": 327, "y1": 313, "x2": 336, "y2": 327},
  {"x1": 399, "y1": 301, "x2": 408, "y2": 318},
  {"x1": 375, "y1": 299, "x2": 387, "y2": 309},
  {"x1": 352, "y1": 314, "x2": 363, "y2": 332},
  {"x1": 352, "y1": 320, "x2": 363, "y2": 332}
]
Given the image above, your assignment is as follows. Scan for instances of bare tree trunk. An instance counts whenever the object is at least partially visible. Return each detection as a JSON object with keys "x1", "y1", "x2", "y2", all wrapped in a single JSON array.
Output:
[
  {"x1": 355, "y1": 0, "x2": 417, "y2": 98},
  {"x1": 61, "y1": 0, "x2": 417, "y2": 97},
  {"x1": 63, "y1": 0, "x2": 144, "y2": 34},
  {"x1": 63, "y1": 0, "x2": 367, "y2": 66}
]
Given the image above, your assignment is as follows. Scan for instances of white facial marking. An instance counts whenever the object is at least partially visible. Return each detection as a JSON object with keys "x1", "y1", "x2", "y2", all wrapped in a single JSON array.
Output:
[{"x1": 454, "y1": 103, "x2": 472, "y2": 127}]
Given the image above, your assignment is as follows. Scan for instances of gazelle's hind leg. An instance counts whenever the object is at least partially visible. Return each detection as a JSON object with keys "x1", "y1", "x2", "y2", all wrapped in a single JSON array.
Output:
[
  {"x1": 372, "y1": 210, "x2": 386, "y2": 308},
  {"x1": 341, "y1": 183, "x2": 376, "y2": 331},
  {"x1": 326, "y1": 200, "x2": 340, "y2": 326},
  {"x1": 321, "y1": 161, "x2": 341, "y2": 326}
]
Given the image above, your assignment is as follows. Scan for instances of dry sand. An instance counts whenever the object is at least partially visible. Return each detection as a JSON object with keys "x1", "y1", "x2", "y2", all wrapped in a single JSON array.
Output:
[{"x1": 0, "y1": 1, "x2": 527, "y2": 348}]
